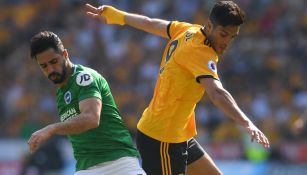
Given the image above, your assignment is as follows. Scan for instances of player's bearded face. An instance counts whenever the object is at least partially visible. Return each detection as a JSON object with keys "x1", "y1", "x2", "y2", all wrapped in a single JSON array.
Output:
[
  {"x1": 36, "y1": 48, "x2": 68, "y2": 85},
  {"x1": 48, "y1": 61, "x2": 67, "y2": 84}
]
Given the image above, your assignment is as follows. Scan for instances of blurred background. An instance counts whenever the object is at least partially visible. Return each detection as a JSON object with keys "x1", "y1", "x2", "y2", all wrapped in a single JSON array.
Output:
[{"x1": 0, "y1": 0, "x2": 307, "y2": 175}]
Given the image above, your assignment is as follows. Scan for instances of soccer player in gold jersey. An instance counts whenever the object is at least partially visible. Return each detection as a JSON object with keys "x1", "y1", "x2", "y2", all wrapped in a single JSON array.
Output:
[{"x1": 86, "y1": 1, "x2": 270, "y2": 175}]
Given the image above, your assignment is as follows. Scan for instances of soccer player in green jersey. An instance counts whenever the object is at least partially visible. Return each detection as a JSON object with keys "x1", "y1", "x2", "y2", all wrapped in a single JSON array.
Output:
[{"x1": 28, "y1": 31, "x2": 146, "y2": 175}]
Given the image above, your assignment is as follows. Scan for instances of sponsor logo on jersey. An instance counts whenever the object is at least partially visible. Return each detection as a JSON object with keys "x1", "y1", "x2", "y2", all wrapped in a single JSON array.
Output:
[
  {"x1": 208, "y1": 60, "x2": 217, "y2": 73},
  {"x1": 76, "y1": 72, "x2": 93, "y2": 86},
  {"x1": 64, "y1": 91, "x2": 72, "y2": 104},
  {"x1": 60, "y1": 108, "x2": 78, "y2": 122}
]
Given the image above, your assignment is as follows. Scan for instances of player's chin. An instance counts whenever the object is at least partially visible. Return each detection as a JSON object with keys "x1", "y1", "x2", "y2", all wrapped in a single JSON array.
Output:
[
  {"x1": 50, "y1": 77, "x2": 63, "y2": 84},
  {"x1": 213, "y1": 46, "x2": 225, "y2": 55},
  {"x1": 217, "y1": 47, "x2": 227, "y2": 55},
  {"x1": 216, "y1": 49, "x2": 225, "y2": 55}
]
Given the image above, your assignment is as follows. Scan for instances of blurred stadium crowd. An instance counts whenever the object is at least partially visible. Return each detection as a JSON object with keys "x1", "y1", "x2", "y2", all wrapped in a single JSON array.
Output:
[{"x1": 0, "y1": 0, "x2": 307, "y2": 168}]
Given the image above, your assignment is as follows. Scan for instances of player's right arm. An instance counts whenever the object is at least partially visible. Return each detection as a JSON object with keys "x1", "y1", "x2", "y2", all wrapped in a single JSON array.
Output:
[{"x1": 85, "y1": 3, "x2": 170, "y2": 39}]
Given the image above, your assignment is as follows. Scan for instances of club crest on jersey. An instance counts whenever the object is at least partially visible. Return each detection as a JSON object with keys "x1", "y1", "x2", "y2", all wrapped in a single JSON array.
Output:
[
  {"x1": 76, "y1": 72, "x2": 93, "y2": 86},
  {"x1": 64, "y1": 91, "x2": 72, "y2": 104},
  {"x1": 208, "y1": 60, "x2": 217, "y2": 73}
]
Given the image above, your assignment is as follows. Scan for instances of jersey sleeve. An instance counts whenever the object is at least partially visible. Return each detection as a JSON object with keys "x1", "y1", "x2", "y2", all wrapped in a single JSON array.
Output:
[
  {"x1": 76, "y1": 72, "x2": 102, "y2": 102},
  {"x1": 167, "y1": 21, "x2": 193, "y2": 39},
  {"x1": 175, "y1": 49, "x2": 219, "y2": 83}
]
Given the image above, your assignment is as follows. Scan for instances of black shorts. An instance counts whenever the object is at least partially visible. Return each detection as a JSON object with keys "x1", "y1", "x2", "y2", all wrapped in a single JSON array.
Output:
[{"x1": 136, "y1": 130, "x2": 205, "y2": 175}]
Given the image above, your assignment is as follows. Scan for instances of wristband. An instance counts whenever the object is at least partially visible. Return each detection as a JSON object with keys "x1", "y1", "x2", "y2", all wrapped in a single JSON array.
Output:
[{"x1": 101, "y1": 6, "x2": 127, "y2": 25}]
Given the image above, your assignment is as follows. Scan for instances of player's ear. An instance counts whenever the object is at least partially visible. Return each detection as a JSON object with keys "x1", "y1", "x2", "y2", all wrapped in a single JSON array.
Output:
[
  {"x1": 63, "y1": 49, "x2": 69, "y2": 59},
  {"x1": 207, "y1": 20, "x2": 214, "y2": 33}
]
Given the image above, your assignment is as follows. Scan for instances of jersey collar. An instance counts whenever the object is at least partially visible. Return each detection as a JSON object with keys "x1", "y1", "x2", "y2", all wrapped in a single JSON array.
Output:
[
  {"x1": 200, "y1": 27, "x2": 212, "y2": 47},
  {"x1": 71, "y1": 64, "x2": 78, "y2": 76}
]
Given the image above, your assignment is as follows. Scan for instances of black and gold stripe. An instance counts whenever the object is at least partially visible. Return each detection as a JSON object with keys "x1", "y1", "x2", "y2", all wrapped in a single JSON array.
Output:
[
  {"x1": 167, "y1": 22, "x2": 172, "y2": 39},
  {"x1": 160, "y1": 142, "x2": 172, "y2": 175}
]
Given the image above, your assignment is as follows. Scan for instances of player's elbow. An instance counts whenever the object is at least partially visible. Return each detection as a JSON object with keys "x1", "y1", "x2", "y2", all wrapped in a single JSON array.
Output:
[
  {"x1": 207, "y1": 87, "x2": 226, "y2": 103},
  {"x1": 86, "y1": 114, "x2": 100, "y2": 129},
  {"x1": 91, "y1": 115, "x2": 100, "y2": 128}
]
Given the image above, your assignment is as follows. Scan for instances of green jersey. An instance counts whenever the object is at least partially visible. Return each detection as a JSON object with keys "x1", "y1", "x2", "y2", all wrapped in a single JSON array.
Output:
[{"x1": 56, "y1": 64, "x2": 139, "y2": 171}]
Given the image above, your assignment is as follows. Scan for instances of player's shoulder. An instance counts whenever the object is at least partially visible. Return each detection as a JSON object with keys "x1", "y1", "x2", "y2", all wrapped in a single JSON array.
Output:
[
  {"x1": 171, "y1": 21, "x2": 202, "y2": 30},
  {"x1": 186, "y1": 36, "x2": 218, "y2": 63},
  {"x1": 183, "y1": 25, "x2": 202, "y2": 42},
  {"x1": 168, "y1": 21, "x2": 194, "y2": 38},
  {"x1": 171, "y1": 21, "x2": 192, "y2": 27},
  {"x1": 190, "y1": 28, "x2": 218, "y2": 57},
  {"x1": 72, "y1": 64, "x2": 102, "y2": 87}
]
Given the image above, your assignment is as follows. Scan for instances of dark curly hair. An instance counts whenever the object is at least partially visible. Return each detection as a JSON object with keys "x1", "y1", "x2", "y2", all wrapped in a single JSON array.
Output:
[
  {"x1": 30, "y1": 31, "x2": 64, "y2": 59},
  {"x1": 209, "y1": 1, "x2": 245, "y2": 26}
]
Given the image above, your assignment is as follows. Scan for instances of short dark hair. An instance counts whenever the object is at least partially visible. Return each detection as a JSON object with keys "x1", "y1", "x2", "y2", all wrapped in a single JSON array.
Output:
[
  {"x1": 30, "y1": 31, "x2": 64, "y2": 59},
  {"x1": 209, "y1": 1, "x2": 245, "y2": 26}
]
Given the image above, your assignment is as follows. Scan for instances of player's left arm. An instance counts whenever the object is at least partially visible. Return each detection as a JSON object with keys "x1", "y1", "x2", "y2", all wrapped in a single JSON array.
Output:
[
  {"x1": 200, "y1": 78, "x2": 270, "y2": 148},
  {"x1": 51, "y1": 97, "x2": 102, "y2": 135},
  {"x1": 28, "y1": 97, "x2": 102, "y2": 153}
]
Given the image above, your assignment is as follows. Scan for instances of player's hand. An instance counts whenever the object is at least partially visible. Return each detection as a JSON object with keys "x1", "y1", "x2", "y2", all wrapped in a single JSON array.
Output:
[
  {"x1": 85, "y1": 4, "x2": 126, "y2": 25},
  {"x1": 85, "y1": 4, "x2": 107, "y2": 23},
  {"x1": 28, "y1": 126, "x2": 53, "y2": 154},
  {"x1": 245, "y1": 122, "x2": 270, "y2": 148}
]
